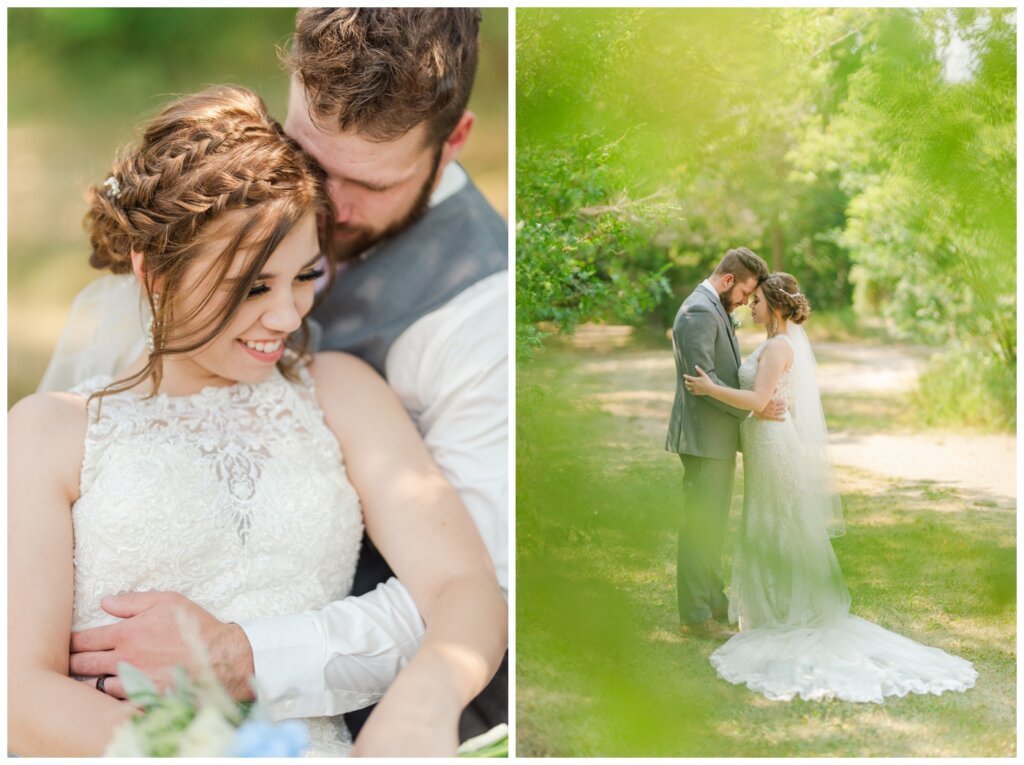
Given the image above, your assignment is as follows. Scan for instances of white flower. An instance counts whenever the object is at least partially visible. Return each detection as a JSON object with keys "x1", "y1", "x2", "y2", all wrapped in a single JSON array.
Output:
[
  {"x1": 102, "y1": 175, "x2": 122, "y2": 201},
  {"x1": 176, "y1": 706, "x2": 237, "y2": 756},
  {"x1": 103, "y1": 721, "x2": 145, "y2": 757}
]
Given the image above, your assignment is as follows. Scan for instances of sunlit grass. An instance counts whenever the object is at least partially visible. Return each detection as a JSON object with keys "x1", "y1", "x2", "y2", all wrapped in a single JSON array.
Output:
[{"x1": 517, "y1": 350, "x2": 1015, "y2": 757}]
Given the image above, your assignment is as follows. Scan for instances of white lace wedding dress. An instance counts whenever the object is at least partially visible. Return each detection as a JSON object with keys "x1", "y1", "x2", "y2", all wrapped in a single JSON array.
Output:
[
  {"x1": 69, "y1": 361, "x2": 363, "y2": 755},
  {"x1": 709, "y1": 335, "x2": 977, "y2": 702}
]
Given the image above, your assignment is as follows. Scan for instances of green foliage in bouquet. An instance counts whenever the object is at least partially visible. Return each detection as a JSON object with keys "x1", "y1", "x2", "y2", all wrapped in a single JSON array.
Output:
[
  {"x1": 461, "y1": 738, "x2": 509, "y2": 758},
  {"x1": 458, "y1": 724, "x2": 510, "y2": 757},
  {"x1": 106, "y1": 663, "x2": 245, "y2": 757}
]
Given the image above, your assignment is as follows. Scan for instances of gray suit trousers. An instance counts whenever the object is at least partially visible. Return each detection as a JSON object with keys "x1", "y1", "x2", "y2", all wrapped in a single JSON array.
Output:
[{"x1": 677, "y1": 453, "x2": 736, "y2": 625}]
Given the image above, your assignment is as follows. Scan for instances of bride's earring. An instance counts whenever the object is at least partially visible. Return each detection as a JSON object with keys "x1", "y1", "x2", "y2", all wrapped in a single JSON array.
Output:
[{"x1": 146, "y1": 293, "x2": 160, "y2": 353}]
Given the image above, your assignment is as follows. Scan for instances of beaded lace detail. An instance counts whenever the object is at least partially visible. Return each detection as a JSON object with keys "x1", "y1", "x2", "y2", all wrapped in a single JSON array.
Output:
[{"x1": 69, "y1": 363, "x2": 362, "y2": 754}]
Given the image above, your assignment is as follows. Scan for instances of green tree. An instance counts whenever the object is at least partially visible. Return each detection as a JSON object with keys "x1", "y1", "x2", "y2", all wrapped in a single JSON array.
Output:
[{"x1": 517, "y1": 7, "x2": 1015, "y2": 424}]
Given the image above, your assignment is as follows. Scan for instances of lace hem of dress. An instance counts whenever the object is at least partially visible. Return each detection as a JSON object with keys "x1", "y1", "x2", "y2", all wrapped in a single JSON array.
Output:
[{"x1": 709, "y1": 615, "x2": 978, "y2": 703}]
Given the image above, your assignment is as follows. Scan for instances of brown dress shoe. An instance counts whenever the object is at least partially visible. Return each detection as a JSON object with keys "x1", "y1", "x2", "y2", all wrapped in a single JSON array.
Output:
[{"x1": 679, "y1": 618, "x2": 734, "y2": 640}]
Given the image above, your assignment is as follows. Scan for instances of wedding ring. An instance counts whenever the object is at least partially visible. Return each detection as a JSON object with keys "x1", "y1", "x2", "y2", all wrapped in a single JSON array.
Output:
[{"x1": 96, "y1": 674, "x2": 112, "y2": 694}]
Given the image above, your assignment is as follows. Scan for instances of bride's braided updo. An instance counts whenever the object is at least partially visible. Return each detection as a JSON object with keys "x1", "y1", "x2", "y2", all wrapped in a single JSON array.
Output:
[
  {"x1": 759, "y1": 272, "x2": 811, "y2": 326},
  {"x1": 84, "y1": 85, "x2": 330, "y2": 397}
]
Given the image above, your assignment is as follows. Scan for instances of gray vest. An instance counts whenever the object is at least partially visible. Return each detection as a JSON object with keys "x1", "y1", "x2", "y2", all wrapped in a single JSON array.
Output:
[{"x1": 312, "y1": 175, "x2": 507, "y2": 375}]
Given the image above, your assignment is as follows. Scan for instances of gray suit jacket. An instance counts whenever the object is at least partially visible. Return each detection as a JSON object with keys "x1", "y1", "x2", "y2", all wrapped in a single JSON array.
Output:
[{"x1": 665, "y1": 284, "x2": 749, "y2": 459}]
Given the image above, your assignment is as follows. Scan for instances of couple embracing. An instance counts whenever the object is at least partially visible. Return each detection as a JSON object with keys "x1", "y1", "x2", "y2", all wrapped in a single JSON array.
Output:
[
  {"x1": 10, "y1": 8, "x2": 506, "y2": 757},
  {"x1": 667, "y1": 247, "x2": 976, "y2": 702}
]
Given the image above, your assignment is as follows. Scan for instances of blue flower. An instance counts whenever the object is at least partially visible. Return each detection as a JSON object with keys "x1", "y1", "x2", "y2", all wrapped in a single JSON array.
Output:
[{"x1": 230, "y1": 720, "x2": 309, "y2": 757}]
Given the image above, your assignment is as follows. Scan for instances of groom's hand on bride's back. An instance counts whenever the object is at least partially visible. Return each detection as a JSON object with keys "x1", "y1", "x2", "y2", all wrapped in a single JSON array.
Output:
[{"x1": 69, "y1": 591, "x2": 256, "y2": 702}]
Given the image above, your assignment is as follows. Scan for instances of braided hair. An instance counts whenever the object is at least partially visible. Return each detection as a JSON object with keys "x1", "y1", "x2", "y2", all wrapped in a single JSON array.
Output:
[
  {"x1": 759, "y1": 272, "x2": 811, "y2": 334},
  {"x1": 84, "y1": 85, "x2": 331, "y2": 399}
]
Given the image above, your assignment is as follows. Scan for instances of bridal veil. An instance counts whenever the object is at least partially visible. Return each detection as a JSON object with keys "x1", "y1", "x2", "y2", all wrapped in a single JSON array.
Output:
[{"x1": 785, "y1": 322, "x2": 845, "y2": 538}]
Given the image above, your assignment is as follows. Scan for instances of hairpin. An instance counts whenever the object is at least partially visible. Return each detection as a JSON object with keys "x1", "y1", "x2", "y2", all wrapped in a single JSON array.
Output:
[{"x1": 103, "y1": 175, "x2": 122, "y2": 201}]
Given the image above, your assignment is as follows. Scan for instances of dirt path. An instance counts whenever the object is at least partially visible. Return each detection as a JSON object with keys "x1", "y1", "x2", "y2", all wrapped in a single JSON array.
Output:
[
  {"x1": 807, "y1": 339, "x2": 1014, "y2": 508},
  {"x1": 565, "y1": 327, "x2": 1016, "y2": 510}
]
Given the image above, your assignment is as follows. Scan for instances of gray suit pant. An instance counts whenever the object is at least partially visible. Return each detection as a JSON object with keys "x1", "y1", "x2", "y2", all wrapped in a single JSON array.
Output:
[{"x1": 676, "y1": 453, "x2": 736, "y2": 625}]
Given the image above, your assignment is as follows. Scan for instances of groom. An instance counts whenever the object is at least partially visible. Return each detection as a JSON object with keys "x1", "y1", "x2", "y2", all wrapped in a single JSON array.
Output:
[
  {"x1": 280, "y1": 7, "x2": 508, "y2": 740},
  {"x1": 68, "y1": 7, "x2": 506, "y2": 748},
  {"x1": 666, "y1": 247, "x2": 773, "y2": 639}
]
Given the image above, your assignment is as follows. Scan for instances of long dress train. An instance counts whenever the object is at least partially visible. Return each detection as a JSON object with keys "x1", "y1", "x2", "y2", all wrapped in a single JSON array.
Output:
[{"x1": 709, "y1": 335, "x2": 977, "y2": 703}]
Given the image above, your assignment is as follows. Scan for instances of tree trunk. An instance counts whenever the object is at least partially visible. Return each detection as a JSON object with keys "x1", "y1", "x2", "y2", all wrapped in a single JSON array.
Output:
[{"x1": 772, "y1": 221, "x2": 784, "y2": 271}]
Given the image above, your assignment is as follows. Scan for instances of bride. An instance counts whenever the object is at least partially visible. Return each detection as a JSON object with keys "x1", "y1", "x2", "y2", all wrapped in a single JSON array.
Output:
[
  {"x1": 684, "y1": 272, "x2": 976, "y2": 703},
  {"x1": 7, "y1": 85, "x2": 506, "y2": 755}
]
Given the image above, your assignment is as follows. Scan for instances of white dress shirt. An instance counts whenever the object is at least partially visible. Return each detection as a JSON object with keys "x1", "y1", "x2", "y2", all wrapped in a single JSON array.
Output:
[
  {"x1": 239, "y1": 162, "x2": 508, "y2": 719},
  {"x1": 387, "y1": 269, "x2": 508, "y2": 592},
  {"x1": 701, "y1": 278, "x2": 722, "y2": 307}
]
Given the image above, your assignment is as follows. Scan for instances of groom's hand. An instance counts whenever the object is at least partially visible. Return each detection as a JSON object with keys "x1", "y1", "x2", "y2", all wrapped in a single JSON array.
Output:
[
  {"x1": 69, "y1": 591, "x2": 256, "y2": 702},
  {"x1": 755, "y1": 398, "x2": 786, "y2": 421}
]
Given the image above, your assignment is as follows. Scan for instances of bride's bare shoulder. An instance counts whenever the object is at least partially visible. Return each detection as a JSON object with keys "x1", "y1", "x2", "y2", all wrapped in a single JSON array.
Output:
[
  {"x1": 8, "y1": 391, "x2": 88, "y2": 494},
  {"x1": 9, "y1": 390, "x2": 88, "y2": 433},
  {"x1": 306, "y1": 351, "x2": 412, "y2": 449},
  {"x1": 308, "y1": 351, "x2": 382, "y2": 390},
  {"x1": 307, "y1": 351, "x2": 393, "y2": 410},
  {"x1": 763, "y1": 336, "x2": 795, "y2": 365}
]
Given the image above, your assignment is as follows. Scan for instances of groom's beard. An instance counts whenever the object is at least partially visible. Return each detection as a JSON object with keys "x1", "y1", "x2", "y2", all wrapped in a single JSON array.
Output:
[
  {"x1": 326, "y1": 146, "x2": 443, "y2": 263},
  {"x1": 719, "y1": 284, "x2": 742, "y2": 313}
]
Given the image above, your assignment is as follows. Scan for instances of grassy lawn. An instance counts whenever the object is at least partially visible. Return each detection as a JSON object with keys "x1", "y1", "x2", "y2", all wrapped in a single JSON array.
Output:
[{"x1": 516, "y1": 346, "x2": 1015, "y2": 757}]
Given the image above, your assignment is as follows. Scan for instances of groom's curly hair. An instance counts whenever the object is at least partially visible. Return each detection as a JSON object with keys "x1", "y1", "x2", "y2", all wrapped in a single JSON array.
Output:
[
  {"x1": 283, "y1": 8, "x2": 482, "y2": 146},
  {"x1": 84, "y1": 85, "x2": 333, "y2": 401}
]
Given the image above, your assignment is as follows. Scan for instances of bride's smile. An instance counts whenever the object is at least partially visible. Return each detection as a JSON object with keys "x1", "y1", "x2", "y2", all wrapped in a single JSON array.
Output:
[
  {"x1": 133, "y1": 212, "x2": 323, "y2": 396},
  {"x1": 8, "y1": 82, "x2": 507, "y2": 756}
]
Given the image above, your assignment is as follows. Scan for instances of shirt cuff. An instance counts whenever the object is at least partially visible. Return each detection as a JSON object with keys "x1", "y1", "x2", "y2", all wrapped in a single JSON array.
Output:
[
  {"x1": 238, "y1": 579, "x2": 428, "y2": 720},
  {"x1": 238, "y1": 612, "x2": 328, "y2": 720}
]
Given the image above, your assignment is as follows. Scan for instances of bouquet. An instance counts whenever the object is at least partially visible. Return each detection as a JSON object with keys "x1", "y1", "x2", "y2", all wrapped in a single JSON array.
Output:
[
  {"x1": 103, "y1": 614, "x2": 308, "y2": 757},
  {"x1": 102, "y1": 610, "x2": 509, "y2": 757},
  {"x1": 103, "y1": 664, "x2": 309, "y2": 757}
]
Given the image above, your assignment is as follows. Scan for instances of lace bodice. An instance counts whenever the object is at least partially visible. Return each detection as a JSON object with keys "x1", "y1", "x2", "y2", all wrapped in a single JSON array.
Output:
[
  {"x1": 737, "y1": 336, "x2": 796, "y2": 479},
  {"x1": 69, "y1": 363, "x2": 362, "y2": 755}
]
